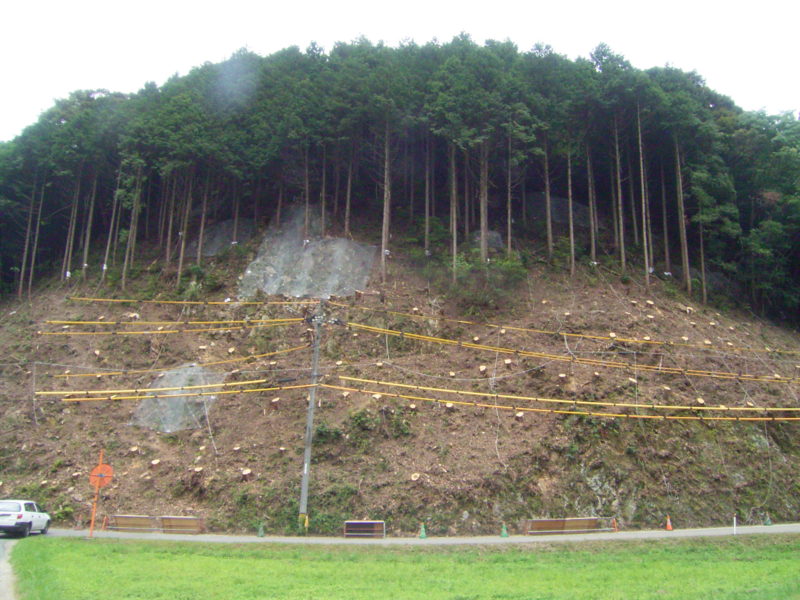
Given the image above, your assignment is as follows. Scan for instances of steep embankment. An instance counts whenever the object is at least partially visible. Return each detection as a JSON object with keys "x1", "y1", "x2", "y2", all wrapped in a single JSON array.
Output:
[{"x1": 1, "y1": 223, "x2": 799, "y2": 537}]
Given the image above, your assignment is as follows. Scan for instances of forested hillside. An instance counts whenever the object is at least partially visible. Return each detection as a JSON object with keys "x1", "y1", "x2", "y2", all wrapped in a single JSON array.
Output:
[{"x1": 0, "y1": 36, "x2": 798, "y2": 320}]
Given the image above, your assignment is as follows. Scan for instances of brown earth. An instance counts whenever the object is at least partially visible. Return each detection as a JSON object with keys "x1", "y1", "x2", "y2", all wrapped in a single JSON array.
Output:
[{"x1": 1, "y1": 237, "x2": 799, "y2": 537}]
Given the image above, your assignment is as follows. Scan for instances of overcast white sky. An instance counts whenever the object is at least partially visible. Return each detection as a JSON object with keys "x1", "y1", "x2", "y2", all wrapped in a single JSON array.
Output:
[{"x1": 2, "y1": 0, "x2": 798, "y2": 142}]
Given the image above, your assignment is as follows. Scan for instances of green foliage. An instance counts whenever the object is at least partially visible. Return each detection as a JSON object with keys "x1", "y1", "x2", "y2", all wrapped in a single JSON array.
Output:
[
  {"x1": 1, "y1": 37, "x2": 798, "y2": 325},
  {"x1": 442, "y1": 251, "x2": 528, "y2": 314},
  {"x1": 349, "y1": 409, "x2": 379, "y2": 432},
  {"x1": 11, "y1": 536, "x2": 800, "y2": 599},
  {"x1": 388, "y1": 411, "x2": 412, "y2": 437},
  {"x1": 314, "y1": 420, "x2": 344, "y2": 444}
]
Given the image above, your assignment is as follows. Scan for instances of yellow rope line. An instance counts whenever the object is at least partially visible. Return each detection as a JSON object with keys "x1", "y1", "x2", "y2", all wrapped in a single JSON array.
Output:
[
  {"x1": 53, "y1": 344, "x2": 311, "y2": 379},
  {"x1": 346, "y1": 322, "x2": 800, "y2": 385},
  {"x1": 323, "y1": 384, "x2": 800, "y2": 422},
  {"x1": 38, "y1": 321, "x2": 299, "y2": 337},
  {"x1": 61, "y1": 383, "x2": 316, "y2": 403},
  {"x1": 47, "y1": 375, "x2": 800, "y2": 422},
  {"x1": 69, "y1": 296, "x2": 318, "y2": 306},
  {"x1": 37, "y1": 377, "x2": 273, "y2": 397},
  {"x1": 45, "y1": 318, "x2": 303, "y2": 326},
  {"x1": 339, "y1": 376, "x2": 800, "y2": 413},
  {"x1": 329, "y1": 301, "x2": 800, "y2": 356}
]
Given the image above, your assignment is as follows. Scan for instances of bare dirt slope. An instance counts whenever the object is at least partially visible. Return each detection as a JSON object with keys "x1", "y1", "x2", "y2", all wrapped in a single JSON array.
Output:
[{"x1": 1, "y1": 230, "x2": 799, "y2": 537}]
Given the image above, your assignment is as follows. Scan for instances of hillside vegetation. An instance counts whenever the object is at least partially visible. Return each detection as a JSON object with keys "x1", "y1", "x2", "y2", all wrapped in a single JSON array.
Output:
[
  {"x1": 0, "y1": 36, "x2": 799, "y2": 536},
  {"x1": 1, "y1": 223, "x2": 799, "y2": 535}
]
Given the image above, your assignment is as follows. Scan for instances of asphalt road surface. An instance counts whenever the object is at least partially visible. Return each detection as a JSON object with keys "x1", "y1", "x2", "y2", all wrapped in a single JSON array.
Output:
[
  {"x1": 45, "y1": 521, "x2": 800, "y2": 544},
  {"x1": 0, "y1": 538, "x2": 17, "y2": 600}
]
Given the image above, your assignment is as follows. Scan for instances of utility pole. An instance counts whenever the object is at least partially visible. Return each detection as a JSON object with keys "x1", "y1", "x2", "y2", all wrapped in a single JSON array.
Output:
[{"x1": 298, "y1": 301, "x2": 323, "y2": 531}]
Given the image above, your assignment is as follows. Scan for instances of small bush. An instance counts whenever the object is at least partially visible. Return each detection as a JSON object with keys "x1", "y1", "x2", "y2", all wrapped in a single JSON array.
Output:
[
  {"x1": 314, "y1": 420, "x2": 343, "y2": 444},
  {"x1": 444, "y1": 251, "x2": 528, "y2": 314},
  {"x1": 349, "y1": 409, "x2": 379, "y2": 432}
]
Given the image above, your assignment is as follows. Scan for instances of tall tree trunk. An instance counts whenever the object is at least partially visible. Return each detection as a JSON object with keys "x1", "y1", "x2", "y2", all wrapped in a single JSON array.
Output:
[
  {"x1": 674, "y1": 138, "x2": 691, "y2": 294},
  {"x1": 76, "y1": 192, "x2": 88, "y2": 274},
  {"x1": 699, "y1": 222, "x2": 707, "y2": 304},
  {"x1": 479, "y1": 140, "x2": 489, "y2": 264},
  {"x1": 506, "y1": 136, "x2": 513, "y2": 257},
  {"x1": 121, "y1": 168, "x2": 143, "y2": 291},
  {"x1": 449, "y1": 142, "x2": 458, "y2": 284},
  {"x1": 637, "y1": 103, "x2": 650, "y2": 287},
  {"x1": 660, "y1": 163, "x2": 671, "y2": 274},
  {"x1": 18, "y1": 177, "x2": 37, "y2": 299},
  {"x1": 463, "y1": 148, "x2": 470, "y2": 240},
  {"x1": 175, "y1": 172, "x2": 194, "y2": 290},
  {"x1": 253, "y1": 176, "x2": 261, "y2": 226},
  {"x1": 424, "y1": 134, "x2": 430, "y2": 255},
  {"x1": 430, "y1": 140, "x2": 436, "y2": 218},
  {"x1": 402, "y1": 137, "x2": 409, "y2": 224},
  {"x1": 610, "y1": 163, "x2": 619, "y2": 252},
  {"x1": 129, "y1": 172, "x2": 142, "y2": 266},
  {"x1": 276, "y1": 180, "x2": 284, "y2": 227},
  {"x1": 196, "y1": 172, "x2": 210, "y2": 265},
  {"x1": 319, "y1": 144, "x2": 327, "y2": 236},
  {"x1": 165, "y1": 173, "x2": 177, "y2": 266},
  {"x1": 81, "y1": 174, "x2": 98, "y2": 281},
  {"x1": 333, "y1": 158, "x2": 341, "y2": 220},
  {"x1": 627, "y1": 151, "x2": 639, "y2": 247},
  {"x1": 231, "y1": 179, "x2": 240, "y2": 242},
  {"x1": 157, "y1": 178, "x2": 167, "y2": 249},
  {"x1": 586, "y1": 144, "x2": 597, "y2": 264},
  {"x1": 345, "y1": 149, "x2": 353, "y2": 236},
  {"x1": 101, "y1": 169, "x2": 121, "y2": 284},
  {"x1": 61, "y1": 165, "x2": 83, "y2": 282},
  {"x1": 380, "y1": 122, "x2": 392, "y2": 283},
  {"x1": 408, "y1": 148, "x2": 415, "y2": 223},
  {"x1": 544, "y1": 136, "x2": 553, "y2": 260},
  {"x1": 645, "y1": 162, "x2": 655, "y2": 279},
  {"x1": 614, "y1": 116, "x2": 626, "y2": 270},
  {"x1": 567, "y1": 151, "x2": 575, "y2": 277},
  {"x1": 27, "y1": 181, "x2": 46, "y2": 299},
  {"x1": 521, "y1": 172, "x2": 528, "y2": 228},
  {"x1": 303, "y1": 144, "x2": 310, "y2": 239},
  {"x1": 142, "y1": 179, "x2": 152, "y2": 242}
]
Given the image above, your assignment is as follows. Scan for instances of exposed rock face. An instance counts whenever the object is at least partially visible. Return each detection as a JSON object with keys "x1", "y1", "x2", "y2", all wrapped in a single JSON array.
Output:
[
  {"x1": 186, "y1": 218, "x2": 256, "y2": 257},
  {"x1": 133, "y1": 364, "x2": 223, "y2": 433},
  {"x1": 527, "y1": 192, "x2": 593, "y2": 228},
  {"x1": 238, "y1": 205, "x2": 376, "y2": 299}
]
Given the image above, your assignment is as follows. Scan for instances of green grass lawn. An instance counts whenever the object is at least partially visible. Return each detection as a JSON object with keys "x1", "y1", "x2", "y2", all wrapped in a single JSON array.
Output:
[{"x1": 11, "y1": 535, "x2": 800, "y2": 599}]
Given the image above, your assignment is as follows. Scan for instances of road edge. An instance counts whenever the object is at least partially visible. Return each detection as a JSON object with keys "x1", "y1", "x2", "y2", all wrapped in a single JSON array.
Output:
[{"x1": 0, "y1": 539, "x2": 17, "y2": 600}]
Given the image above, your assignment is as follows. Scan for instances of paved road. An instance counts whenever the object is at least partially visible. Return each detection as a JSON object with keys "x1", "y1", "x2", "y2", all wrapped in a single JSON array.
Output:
[
  {"x1": 46, "y1": 522, "x2": 800, "y2": 545},
  {"x1": 2, "y1": 523, "x2": 799, "y2": 600},
  {"x1": 0, "y1": 538, "x2": 17, "y2": 600}
]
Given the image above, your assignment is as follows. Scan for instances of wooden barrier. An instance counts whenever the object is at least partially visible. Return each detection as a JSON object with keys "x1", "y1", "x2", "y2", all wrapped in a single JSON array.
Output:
[
  {"x1": 107, "y1": 515, "x2": 160, "y2": 532},
  {"x1": 521, "y1": 517, "x2": 614, "y2": 535},
  {"x1": 343, "y1": 520, "x2": 386, "y2": 538},
  {"x1": 106, "y1": 515, "x2": 204, "y2": 534},
  {"x1": 159, "y1": 516, "x2": 205, "y2": 534}
]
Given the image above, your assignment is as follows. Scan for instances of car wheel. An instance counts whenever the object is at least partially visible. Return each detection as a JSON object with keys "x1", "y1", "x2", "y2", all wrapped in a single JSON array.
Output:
[
  {"x1": 19, "y1": 523, "x2": 31, "y2": 538},
  {"x1": 41, "y1": 521, "x2": 50, "y2": 534}
]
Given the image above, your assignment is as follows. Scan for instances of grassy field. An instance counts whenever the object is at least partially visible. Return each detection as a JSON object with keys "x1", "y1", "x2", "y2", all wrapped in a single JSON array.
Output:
[{"x1": 11, "y1": 535, "x2": 800, "y2": 599}]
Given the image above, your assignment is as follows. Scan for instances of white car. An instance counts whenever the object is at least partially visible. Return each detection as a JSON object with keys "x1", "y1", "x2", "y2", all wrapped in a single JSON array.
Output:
[{"x1": 0, "y1": 500, "x2": 50, "y2": 537}]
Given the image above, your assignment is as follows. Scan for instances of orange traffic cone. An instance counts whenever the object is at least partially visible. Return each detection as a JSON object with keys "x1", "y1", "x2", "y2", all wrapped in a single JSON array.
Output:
[{"x1": 665, "y1": 515, "x2": 673, "y2": 531}]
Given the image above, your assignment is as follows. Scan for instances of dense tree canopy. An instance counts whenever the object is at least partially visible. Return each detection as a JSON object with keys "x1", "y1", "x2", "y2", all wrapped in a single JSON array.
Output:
[{"x1": 0, "y1": 37, "x2": 798, "y2": 322}]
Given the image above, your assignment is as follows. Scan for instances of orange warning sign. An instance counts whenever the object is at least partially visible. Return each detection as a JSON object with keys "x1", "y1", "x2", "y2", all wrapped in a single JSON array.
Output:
[{"x1": 90, "y1": 463, "x2": 114, "y2": 488}]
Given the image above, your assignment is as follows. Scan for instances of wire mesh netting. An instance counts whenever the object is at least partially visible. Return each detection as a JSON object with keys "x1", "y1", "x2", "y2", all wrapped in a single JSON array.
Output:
[
  {"x1": 238, "y1": 205, "x2": 376, "y2": 299},
  {"x1": 132, "y1": 364, "x2": 224, "y2": 433}
]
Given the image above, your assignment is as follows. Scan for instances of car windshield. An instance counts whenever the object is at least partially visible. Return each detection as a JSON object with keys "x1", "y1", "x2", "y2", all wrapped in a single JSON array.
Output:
[{"x1": 0, "y1": 501, "x2": 21, "y2": 511}]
